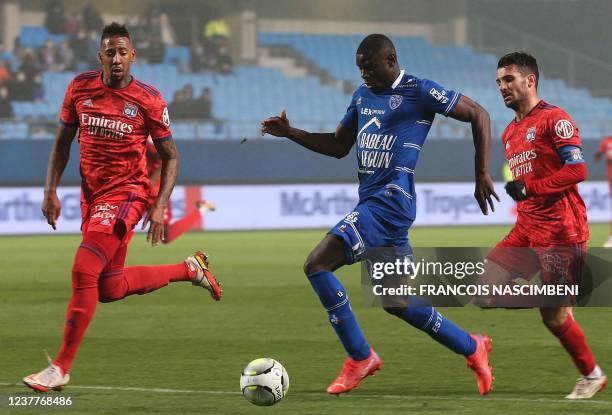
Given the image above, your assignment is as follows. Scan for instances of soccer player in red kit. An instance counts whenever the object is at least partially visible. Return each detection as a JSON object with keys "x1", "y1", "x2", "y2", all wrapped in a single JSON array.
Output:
[
  {"x1": 485, "y1": 52, "x2": 607, "y2": 399},
  {"x1": 146, "y1": 139, "x2": 216, "y2": 244},
  {"x1": 594, "y1": 136, "x2": 612, "y2": 246},
  {"x1": 23, "y1": 23, "x2": 221, "y2": 392}
]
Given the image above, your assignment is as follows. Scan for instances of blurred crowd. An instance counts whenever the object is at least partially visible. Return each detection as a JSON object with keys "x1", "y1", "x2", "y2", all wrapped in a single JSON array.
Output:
[
  {"x1": 0, "y1": 2, "x2": 232, "y2": 121},
  {"x1": 189, "y1": 10, "x2": 233, "y2": 74},
  {"x1": 169, "y1": 85, "x2": 214, "y2": 120}
]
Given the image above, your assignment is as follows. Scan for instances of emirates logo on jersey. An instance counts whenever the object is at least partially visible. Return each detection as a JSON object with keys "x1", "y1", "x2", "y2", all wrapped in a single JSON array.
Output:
[
  {"x1": 555, "y1": 119, "x2": 574, "y2": 139},
  {"x1": 81, "y1": 113, "x2": 134, "y2": 140},
  {"x1": 508, "y1": 149, "x2": 537, "y2": 179}
]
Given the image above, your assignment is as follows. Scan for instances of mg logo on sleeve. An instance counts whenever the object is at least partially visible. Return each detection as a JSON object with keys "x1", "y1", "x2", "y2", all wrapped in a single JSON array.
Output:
[{"x1": 554, "y1": 119, "x2": 574, "y2": 139}]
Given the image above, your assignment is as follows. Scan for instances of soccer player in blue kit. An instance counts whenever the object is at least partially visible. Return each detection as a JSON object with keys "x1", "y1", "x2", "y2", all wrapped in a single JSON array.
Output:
[{"x1": 261, "y1": 34, "x2": 499, "y2": 395}]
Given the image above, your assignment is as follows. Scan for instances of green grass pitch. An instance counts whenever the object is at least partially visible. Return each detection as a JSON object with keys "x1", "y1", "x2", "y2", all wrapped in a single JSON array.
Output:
[{"x1": 1, "y1": 225, "x2": 610, "y2": 414}]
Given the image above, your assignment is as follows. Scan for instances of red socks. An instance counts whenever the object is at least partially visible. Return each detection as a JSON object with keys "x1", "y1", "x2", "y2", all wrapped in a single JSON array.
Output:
[
  {"x1": 54, "y1": 242, "x2": 109, "y2": 372},
  {"x1": 98, "y1": 262, "x2": 192, "y2": 302},
  {"x1": 54, "y1": 230, "x2": 194, "y2": 374},
  {"x1": 164, "y1": 210, "x2": 201, "y2": 243},
  {"x1": 550, "y1": 313, "x2": 596, "y2": 376}
]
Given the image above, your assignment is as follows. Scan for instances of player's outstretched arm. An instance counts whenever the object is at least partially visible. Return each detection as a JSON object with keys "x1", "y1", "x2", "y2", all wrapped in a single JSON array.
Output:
[
  {"x1": 449, "y1": 96, "x2": 499, "y2": 215},
  {"x1": 261, "y1": 110, "x2": 355, "y2": 158},
  {"x1": 144, "y1": 139, "x2": 179, "y2": 246},
  {"x1": 42, "y1": 123, "x2": 77, "y2": 230}
]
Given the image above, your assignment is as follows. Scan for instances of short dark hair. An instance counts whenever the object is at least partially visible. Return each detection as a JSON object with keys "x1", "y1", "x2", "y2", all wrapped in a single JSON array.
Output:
[
  {"x1": 497, "y1": 51, "x2": 539, "y2": 87},
  {"x1": 357, "y1": 34, "x2": 396, "y2": 55},
  {"x1": 100, "y1": 22, "x2": 130, "y2": 45}
]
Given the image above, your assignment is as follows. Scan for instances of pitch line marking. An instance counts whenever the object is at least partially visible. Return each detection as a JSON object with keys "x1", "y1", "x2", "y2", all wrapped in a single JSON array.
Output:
[{"x1": 0, "y1": 383, "x2": 609, "y2": 405}]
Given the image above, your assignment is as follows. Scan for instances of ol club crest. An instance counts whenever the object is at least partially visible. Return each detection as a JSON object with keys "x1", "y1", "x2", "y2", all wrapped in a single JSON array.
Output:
[
  {"x1": 123, "y1": 102, "x2": 138, "y2": 118},
  {"x1": 526, "y1": 126, "x2": 536, "y2": 142}
]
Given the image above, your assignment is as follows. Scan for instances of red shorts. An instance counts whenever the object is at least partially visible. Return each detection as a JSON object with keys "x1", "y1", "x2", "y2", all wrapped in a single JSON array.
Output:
[
  {"x1": 81, "y1": 192, "x2": 147, "y2": 242},
  {"x1": 487, "y1": 225, "x2": 586, "y2": 286}
]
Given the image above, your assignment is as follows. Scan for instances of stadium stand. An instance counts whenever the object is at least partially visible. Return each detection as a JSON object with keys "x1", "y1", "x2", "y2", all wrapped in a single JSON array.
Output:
[
  {"x1": 1, "y1": 26, "x2": 611, "y2": 140},
  {"x1": 258, "y1": 33, "x2": 612, "y2": 139}
]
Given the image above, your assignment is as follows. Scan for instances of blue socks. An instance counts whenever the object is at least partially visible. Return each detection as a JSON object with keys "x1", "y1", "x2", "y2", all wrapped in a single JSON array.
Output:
[
  {"x1": 308, "y1": 271, "x2": 371, "y2": 361},
  {"x1": 388, "y1": 297, "x2": 476, "y2": 356},
  {"x1": 308, "y1": 271, "x2": 475, "y2": 358}
]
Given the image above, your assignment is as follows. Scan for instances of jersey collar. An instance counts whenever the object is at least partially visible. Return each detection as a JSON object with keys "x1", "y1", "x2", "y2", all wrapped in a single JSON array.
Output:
[
  {"x1": 391, "y1": 70, "x2": 405, "y2": 90},
  {"x1": 514, "y1": 99, "x2": 543, "y2": 123}
]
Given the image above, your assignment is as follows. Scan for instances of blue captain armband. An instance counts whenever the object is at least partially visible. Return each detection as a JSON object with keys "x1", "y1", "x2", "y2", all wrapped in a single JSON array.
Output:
[{"x1": 558, "y1": 145, "x2": 585, "y2": 164}]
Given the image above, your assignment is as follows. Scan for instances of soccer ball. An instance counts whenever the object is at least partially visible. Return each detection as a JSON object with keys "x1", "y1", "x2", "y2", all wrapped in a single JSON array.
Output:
[{"x1": 240, "y1": 358, "x2": 289, "y2": 406}]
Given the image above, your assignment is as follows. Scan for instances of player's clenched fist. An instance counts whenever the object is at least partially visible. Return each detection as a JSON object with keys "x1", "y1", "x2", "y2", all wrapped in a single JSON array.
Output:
[
  {"x1": 261, "y1": 109, "x2": 291, "y2": 137},
  {"x1": 504, "y1": 180, "x2": 528, "y2": 201}
]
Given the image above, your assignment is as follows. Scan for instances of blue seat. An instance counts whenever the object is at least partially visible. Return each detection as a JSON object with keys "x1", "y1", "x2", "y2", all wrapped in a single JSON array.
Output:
[
  {"x1": 0, "y1": 122, "x2": 28, "y2": 139},
  {"x1": 19, "y1": 26, "x2": 50, "y2": 48}
]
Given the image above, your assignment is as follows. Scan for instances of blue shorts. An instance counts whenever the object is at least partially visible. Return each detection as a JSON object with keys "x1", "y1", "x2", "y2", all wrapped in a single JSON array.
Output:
[{"x1": 329, "y1": 201, "x2": 411, "y2": 265}]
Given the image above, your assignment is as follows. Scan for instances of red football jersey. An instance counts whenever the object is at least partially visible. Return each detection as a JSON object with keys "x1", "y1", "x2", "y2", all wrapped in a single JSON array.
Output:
[
  {"x1": 146, "y1": 140, "x2": 162, "y2": 201},
  {"x1": 502, "y1": 100, "x2": 588, "y2": 244},
  {"x1": 60, "y1": 71, "x2": 172, "y2": 203},
  {"x1": 597, "y1": 136, "x2": 612, "y2": 164}
]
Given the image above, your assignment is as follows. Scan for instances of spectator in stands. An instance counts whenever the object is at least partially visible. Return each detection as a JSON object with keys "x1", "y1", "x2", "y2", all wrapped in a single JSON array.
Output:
[
  {"x1": 148, "y1": 36, "x2": 166, "y2": 64},
  {"x1": 19, "y1": 51, "x2": 41, "y2": 82},
  {"x1": 215, "y1": 44, "x2": 233, "y2": 74},
  {"x1": 0, "y1": 60, "x2": 10, "y2": 87},
  {"x1": 57, "y1": 41, "x2": 76, "y2": 71},
  {"x1": 170, "y1": 84, "x2": 200, "y2": 119},
  {"x1": 82, "y1": 4, "x2": 103, "y2": 32},
  {"x1": 0, "y1": 86, "x2": 12, "y2": 118},
  {"x1": 33, "y1": 73, "x2": 44, "y2": 101},
  {"x1": 6, "y1": 70, "x2": 35, "y2": 101},
  {"x1": 70, "y1": 28, "x2": 98, "y2": 69},
  {"x1": 199, "y1": 10, "x2": 233, "y2": 74},
  {"x1": 204, "y1": 10, "x2": 231, "y2": 43},
  {"x1": 194, "y1": 87, "x2": 214, "y2": 120},
  {"x1": 127, "y1": 9, "x2": 169, "y2": 64},
  {"x1": 182, "y1": 84, "x2": 196, "y2": 117},
  {"x1": 63, "y1": 12, "x2": 81, "y2": 36},
  {"x1": 129, "y1": 15, "x2": 157, "y2": 63},
  {"x1": 128, "y1": 15, "x2": 147, "y2": 46},
  {"x1": 146, "y1": 10, "x2": 164, "y2": 40},
  {"x1": 45, "y1": 0, "x2": 67, "y2": 34},
  {"x1": 169, "y1": 87, "x2": 188, "y2": 119},
  {"x1": 189, "y1": 41, "x2": 212, "y2": 72},
  {"x1": 39, "y1": 40, "x2": 59, "y2": 71},
  {"x1": 70, "y1": 28, "x2": 88, "y2": 57}
]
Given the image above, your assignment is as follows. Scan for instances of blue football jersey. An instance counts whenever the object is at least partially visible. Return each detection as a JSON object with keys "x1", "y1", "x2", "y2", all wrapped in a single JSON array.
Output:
[{"x1": 340, "y1": 70, "x2": 461, "y2": 226}]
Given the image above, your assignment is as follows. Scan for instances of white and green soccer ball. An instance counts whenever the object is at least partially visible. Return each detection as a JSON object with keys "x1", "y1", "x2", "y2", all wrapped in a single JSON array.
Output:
[{"x1": 240, "y1": 358, "x2": 289, "y2": 406}]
